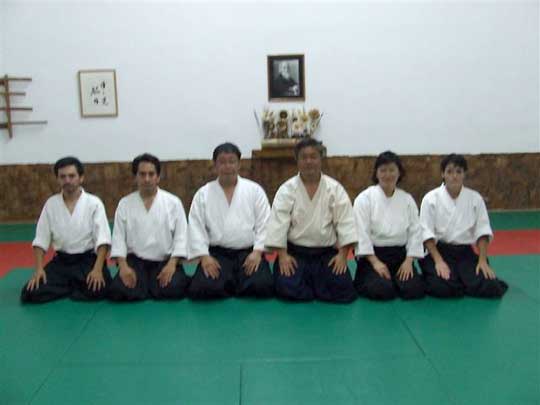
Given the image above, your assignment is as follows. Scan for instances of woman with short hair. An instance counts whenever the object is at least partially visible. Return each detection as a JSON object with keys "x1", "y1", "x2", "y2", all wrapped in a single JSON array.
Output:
[
  {"x1": 419, "y1": 154, "x2": 508, "y2": 298},
  {"x1": 353, "y1": 151, "x2": 425, "y2": 300}
]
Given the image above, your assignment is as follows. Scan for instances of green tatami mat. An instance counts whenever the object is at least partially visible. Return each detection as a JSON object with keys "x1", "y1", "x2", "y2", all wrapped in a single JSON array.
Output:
[
  {"x1": 241, "y1": 358, "x2": 453, "y2": 405},
  {"x1": 492, "y1": 255, "x2": 540, "y2": 302},
  {"x1": 31, "y1": 363, "x2": 241, "y2": 405},
  {"x1": 0, "y1": 222, "x2": 113, "y2": 243},
  {"x1": 62, "y1": 295, "x2": 420, "y2": 365},
  {"x1": 392, "y1": 291, "x2": 539, "y2": 405},
  {"x1": 1, "y1": 259, "x2": 539, "y2": 405},
  {"x1": 0, "y1": 288, "x2": 101, "y2": 404},
  {"x1": 0, "y1": 223, "x2": 36, "y2": 242},
  {"x1": 489, "y1": 210, "x2": 540, "y2": 230}
]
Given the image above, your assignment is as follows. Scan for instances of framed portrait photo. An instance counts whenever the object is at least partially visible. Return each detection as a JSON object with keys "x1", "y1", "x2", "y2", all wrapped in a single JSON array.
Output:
[
  {"x1": 78, "y1": 69, "x2": 118, "y2": 117},
  {"x1": 267, "y1": 54, "x2": 305, "y2": 102}
]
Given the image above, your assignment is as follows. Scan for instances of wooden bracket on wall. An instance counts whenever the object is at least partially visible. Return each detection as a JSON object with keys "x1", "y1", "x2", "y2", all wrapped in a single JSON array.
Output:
[{"x1": 0, "y1": 75, "x2": 47, "y2": 139}]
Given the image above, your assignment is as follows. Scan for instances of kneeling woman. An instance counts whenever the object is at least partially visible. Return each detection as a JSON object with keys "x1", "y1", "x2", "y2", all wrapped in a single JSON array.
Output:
[
  {"x1": 353, "y1": 151, "x2": 425, "y2": 300},
  {"x1": 419, "y1": 154, "x2": 507, "y2": 298}
]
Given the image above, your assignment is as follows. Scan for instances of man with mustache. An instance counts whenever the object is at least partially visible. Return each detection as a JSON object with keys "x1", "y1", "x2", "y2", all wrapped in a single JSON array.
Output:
[
  {"x1": 107, "y1": 153, "x2": 190, "y2": 301},
  {"x1": 21, "y1": 156, "x2": 112, "y2": 303}
]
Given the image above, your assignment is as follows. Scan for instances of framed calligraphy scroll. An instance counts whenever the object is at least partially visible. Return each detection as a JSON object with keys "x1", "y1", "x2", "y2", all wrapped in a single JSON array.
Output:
[{"x1": 78, "y1": 69, "x2": 118, "y2": 117}]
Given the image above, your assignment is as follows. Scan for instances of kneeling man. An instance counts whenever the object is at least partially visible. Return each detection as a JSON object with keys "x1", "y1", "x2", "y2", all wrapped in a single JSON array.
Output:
[
  {"x1": 265, "y1": 138, "x2": 358, "y2": 303},
  {"x1": 188, "y1": 143, "x2": 273, "y2": 299},
  {"x1": 22, "y1": 156, "x2": 112, "y2": 303},
  {"x1": 108, "y1": 153, "x2": 190, "y2": 301}
]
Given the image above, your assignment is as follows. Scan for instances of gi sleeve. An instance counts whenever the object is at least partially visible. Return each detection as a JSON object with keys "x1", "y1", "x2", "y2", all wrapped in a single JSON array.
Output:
[
  {"x1": 265, "y1": 185, "x2": 294, "y2": 249},
  {"x1": 92, "y1": 199, "x2": 112, "y2": 251},
  {"x1": 187, "y1": 190, "x2": 210, "y2": 259},
  {"x1": 253, "y1": 185, "x2": 271, "y2": 251},
  {"x1": 333, "y1": 184, "x2": 358, "y2": 248},
  {"x1": 110, "y1": 200, "x2": 128, "y2": 258},
  {"x1": 473, "y1": 195, "x2": 494, "y2": 242},
  {"x1": 419, "y1": 194, "x2": 437, "y2": 243},
  {"x1": 171, "y1": 197, "x2": 188, "y2": 258},
  {"x1": 405, "y1": 195, "x2": 425, "y2": 258},
  {"x1": 353, "y1": 192, "x2": 375, "y2": 256},
  {"x1": 32, "y1": 201, "x2": 52, "y2": 251}
]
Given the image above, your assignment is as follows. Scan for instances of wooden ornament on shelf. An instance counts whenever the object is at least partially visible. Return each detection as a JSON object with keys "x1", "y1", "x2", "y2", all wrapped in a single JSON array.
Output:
[{"x1": 0, "y1": 75, "x2": 47, "y2": 138}]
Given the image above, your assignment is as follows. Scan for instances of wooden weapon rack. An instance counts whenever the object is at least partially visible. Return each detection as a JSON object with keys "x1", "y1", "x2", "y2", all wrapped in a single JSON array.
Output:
[{"x1": 0, "y1": 75, "x2": 47, "y2": 138}]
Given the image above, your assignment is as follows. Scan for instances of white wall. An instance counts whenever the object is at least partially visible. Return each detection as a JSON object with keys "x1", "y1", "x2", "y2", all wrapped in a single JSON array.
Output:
[{"x1": 1, "y1": 0, "x2": 538, "y2": 164}]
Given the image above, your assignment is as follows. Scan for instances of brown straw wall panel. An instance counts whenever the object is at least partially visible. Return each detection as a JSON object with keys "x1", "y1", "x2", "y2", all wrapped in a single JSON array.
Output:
[{"x1": 0, "y1": 153, "x2": 538, "y2": 222}]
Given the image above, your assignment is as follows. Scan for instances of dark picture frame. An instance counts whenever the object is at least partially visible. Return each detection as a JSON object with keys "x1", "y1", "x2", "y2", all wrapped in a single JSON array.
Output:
[{"x1": 267, "y1": 54, "x2": 305, "y2": 102}]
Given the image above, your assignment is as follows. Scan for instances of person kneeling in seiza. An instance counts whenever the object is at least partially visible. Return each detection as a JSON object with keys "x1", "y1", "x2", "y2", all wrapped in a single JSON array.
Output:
[
  {"x1": 107, "y1": 153, "x2": 190, "y2": 301},
  {"x1": 187, "y1": 143, "x2": 274, "y2": 299},
  {"x1": 265, "y1": 138, "x2": 358, "y2": 303},
  {"x1": 21, "y1": 156, "x2": 112, "y2": 303},
  {"x1": 353, "y1": 151, "x2": 425, "y2": 300},
  {"x1": 419, "y1": 153, "x2": 508, "y2": 298}
]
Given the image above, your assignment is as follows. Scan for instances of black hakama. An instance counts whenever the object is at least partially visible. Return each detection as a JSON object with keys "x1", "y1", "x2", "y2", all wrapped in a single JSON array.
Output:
[
  {"x1": 107, "y1": 254, "x2": 190, "y2": 301},
  {"x1": 21, "y1": 250, "x2": 112, "y2": 303},
  {"x1": 273, "y1": 243, "x2": 358, "y2": 303},
  {"x1": 354, "y1": 246, "x2": 425, "y2": 301},
  {"x1": 188, "y1": 246, "x2": 274, "y2": 300},
  {"x1": 419, "y1": 242, "x2": 508, "y2": 298}
]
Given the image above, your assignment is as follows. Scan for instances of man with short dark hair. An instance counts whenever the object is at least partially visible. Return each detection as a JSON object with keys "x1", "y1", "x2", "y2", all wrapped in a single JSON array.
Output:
[
  {"x1": 266, "y1": 138, "x2": 358, "y2": 303},
  {"x1": 107, "y1": 153, "x2": 190, "y2": 301},
  {"x1": 187, "y1": 143, "x2": 273, "y2": 299},
  {"x1": 21, "y1": 156, "x2": 112, "y2": 303}
]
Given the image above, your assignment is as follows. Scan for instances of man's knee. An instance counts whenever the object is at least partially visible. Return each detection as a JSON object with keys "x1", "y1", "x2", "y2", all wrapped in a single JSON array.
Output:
[
  {"x1": 465, "y1": 278, "x2": 508, "y2": 298},
  {"x1": 399, "y1": 277, "x2": 426, "y2": 300},
  {"x1": 363, "y1": 278, "x2": 396, "y2": 301},
  {"x1": 425, "y1": 277, "x2": 463, "y2": 298}
]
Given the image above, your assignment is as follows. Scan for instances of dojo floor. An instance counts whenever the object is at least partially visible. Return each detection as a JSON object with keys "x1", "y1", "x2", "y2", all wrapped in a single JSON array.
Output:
[{"x1": 1, "y1": 211, "x2": 539, "y2": 405}]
